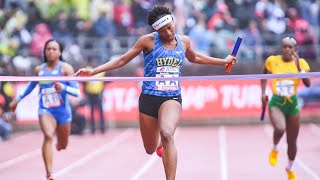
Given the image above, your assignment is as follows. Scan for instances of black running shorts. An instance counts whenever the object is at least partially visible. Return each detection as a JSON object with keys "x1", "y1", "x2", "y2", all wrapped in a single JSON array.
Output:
[{"x1": 138, "y1": 93, "x2": 182, "y2": 118}]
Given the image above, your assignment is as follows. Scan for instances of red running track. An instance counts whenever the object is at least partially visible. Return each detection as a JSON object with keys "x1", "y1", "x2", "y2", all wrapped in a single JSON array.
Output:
[{"x1": 0, "y1": 124, "x2": 319, "y2": 180}]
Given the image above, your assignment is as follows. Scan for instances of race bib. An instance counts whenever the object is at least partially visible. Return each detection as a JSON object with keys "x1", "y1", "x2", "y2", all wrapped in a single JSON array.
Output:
[
  {"x1": 155, "y1": 66, "x2": 179, "y2": 91},
  {"x1": 276, "y1": 80, "x2": 294, "y2": 97},
  {"x1": 41, "y1": 87, "x2": 61, "y2": 108}
]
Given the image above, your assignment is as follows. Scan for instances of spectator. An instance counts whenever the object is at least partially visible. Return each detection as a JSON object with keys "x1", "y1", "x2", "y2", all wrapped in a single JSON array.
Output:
[
  {"x1": 233, "y1": 0, "x2": 255, "y2": 29},
  {"x1": 29, "y1": 23, "x2": 52, "y2": 58},
  {"x1": 0, "y1": 94, "x2": 12, "y2": 141},
  {"x1": 188, "y1": 16, "x2": 212, "y2": 55},
  {"x1": 242, "y1": 20, "x2": 263, "y2": 61},
  {"x1": 67, "y1": 8, "x2": 83, "y2": 37},
  {"x1": 207, "y1": 2, "x2": 230, "y2": 30},
  {"x1": 92, "y1": 7, "x2": 116, "y2": 62},
  {"x1": 51, "y1": 11, "x2": 73, "y2": 47},
  {"x1": 90, "y1": 0, "x2": 114, "y2": 22},
  {"x1": 210, "y1": 19, "x2": 233, "y2": 58},
  {"x1": 266, "y1": 6, "x2": 286, "y2": 35},
  {"x1": 25, "y1": 1, "x2": 44, "y2": 33},
  {"x1": 113, "y1": 0, "x2": 134, "y2": 36},
  {"x1": 84, "y1": 58, "x2": 106, "y2": 134},
  {"x1": 294, "y1": 20, "x2": 317, "y2": 60}
]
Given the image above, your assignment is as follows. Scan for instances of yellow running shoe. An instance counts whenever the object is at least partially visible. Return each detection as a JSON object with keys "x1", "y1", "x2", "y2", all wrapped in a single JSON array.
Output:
[
  {"x1": 287, "y1": 169, "x2": 297, "y2": 180},
  {"x1": 269, "y1": 149, "x2": 278, "y2": 166}
]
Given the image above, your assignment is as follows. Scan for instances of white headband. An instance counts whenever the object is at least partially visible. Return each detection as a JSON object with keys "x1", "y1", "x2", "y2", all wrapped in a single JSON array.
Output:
[
  {"x1": 152, "y1": 15, "x2": 172, "y2": 30},
  {"x1": 282, "y1": 37, "x2": 297, "y2": 47}
]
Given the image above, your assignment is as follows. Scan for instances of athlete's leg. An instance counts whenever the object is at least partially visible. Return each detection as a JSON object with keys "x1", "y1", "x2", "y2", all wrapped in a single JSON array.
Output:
[
  {"x1": 56, "y1": 123, "x2": 71, "y2": 150},
  {"x1": 268, "y1": 107, "x2": 286, "y2": 166},
  {"x1": 158, "y1": 100, "x2": 181, "y2": 180},
  {"x1": 89, "y1": 97, "x2": 95, "y2": 134},
  {"x1": 269, "y1": 107, "x2": 286, "y2": 147},
  {"x1": 98, "y1": 95, "x2": 105, "y2": 133},
  {"x1": 286, "y1": 113, "x2": 300, "y2": 169},
  {"x1": 39, "y1": 114, "x2": 57, "y2": 178},
  {"x1": 139, "y1": 113, "x2": 160, "y2": 154}
]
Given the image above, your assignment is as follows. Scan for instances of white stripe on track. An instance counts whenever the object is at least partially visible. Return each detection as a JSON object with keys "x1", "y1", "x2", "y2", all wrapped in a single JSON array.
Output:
[
  {"x1": 218, "y1": 126, "x2": 228, "y2": 180},
  {"x1": 130, "y1": 154, "x2": 159, "y2": 180},
  {"x1": 130, "y1": 129, "x2": 182, "y2": 180},
  {"x1": 296, "y1": 159, "x2": 320, "y2": 180},
  {"x1": 52, "y1": 129, "x2": 134, "y2": 179},
  {"x1": 264, "y1": 124, "x2": 320, "y2": 180},
  {"x1": 310, "y1": 123, "x2": 320, "y2": 136},
  {"x1": 0, "y1": 148, "x2": 41, "y2": 170},
  {"x1": 9, "y1": 131, "x2": 38, "y2": 141}
]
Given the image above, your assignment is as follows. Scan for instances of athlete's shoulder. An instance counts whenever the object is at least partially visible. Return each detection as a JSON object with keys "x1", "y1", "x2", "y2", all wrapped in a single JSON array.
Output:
[
  {"x1": 178, "y1": 34, "x2": 190, "y2": 49},
  {"x1": 179, "y1": 34, "x2": 190, "y2": 43},
  {"x1": 299, "y1": 58, "x2": 310, "y2": 71},
  {"x1": 140, "y1": 33, "x2": 156, "y2": 42},
  {"x1": 135, "y1": 33, "x2": 156, "y2": 52},
  {"x1": 179, "y1": 34, "x2": 189, "y2": 40},
  {"x1": 61, "y1": 61, "x2": 74, "y2": 75},
  {"x1": 61, "y1": 61, "x2": 72, "y2": 68},
  {"x1": 299, "y1": 58, "x2": 308, "y2": 64},
  {"x1": 34, "y1": 64, "x2": 44, "y2": 75},
  {"x1": 266, "y1": 55, "x2": 281, "y2": 62}
]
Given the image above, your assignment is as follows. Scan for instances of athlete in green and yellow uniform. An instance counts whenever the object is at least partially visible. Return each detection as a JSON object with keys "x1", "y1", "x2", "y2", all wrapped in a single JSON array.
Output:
[{"x1": 261, "y1": 37, "x2": 311, "y2": 180}]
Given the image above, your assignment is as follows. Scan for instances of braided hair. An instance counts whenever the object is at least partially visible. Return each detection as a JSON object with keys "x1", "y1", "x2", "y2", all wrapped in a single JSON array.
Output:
[{"x1": 147, "y1": 5, "x2": 172, "y2": 26}]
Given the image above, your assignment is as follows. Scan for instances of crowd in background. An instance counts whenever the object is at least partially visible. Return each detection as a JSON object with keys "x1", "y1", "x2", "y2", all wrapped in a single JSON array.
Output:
[{"x1": 0, "y1": 0, "x2": 319, "y2": 76}]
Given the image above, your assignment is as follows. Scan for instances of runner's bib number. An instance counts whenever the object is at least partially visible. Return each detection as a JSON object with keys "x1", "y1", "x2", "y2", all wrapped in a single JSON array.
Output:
[
  {"x1": 155, "y1": 66, "x2": 179, "y2": 91},
  {"x1": 41, "y1": 87, "x2": 61, "y2": 108},
  {"x1": 276, "y1": 80, "x2": 294, "y2": 97}
]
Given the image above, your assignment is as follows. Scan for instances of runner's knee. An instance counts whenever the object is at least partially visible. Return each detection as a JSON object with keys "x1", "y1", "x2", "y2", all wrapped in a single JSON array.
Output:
[
  {"x1": 144, "y1": 145, "x2": 156, "y2": 154},
  {"x1": 43, "y1": 133, "x2": 54, "y2": 141},
  {"x1": 160, "y1": 130, "x2": 174, "y2": 144},
  {"x1": 59, "y1": 142, "x2": 68, "y2": 150},
  {"x1": 145, "y1": 149, "x2": 155, "y2": 155},
  {"x1": 274, "y1": 127, "x2": 285, "y2": 135}
]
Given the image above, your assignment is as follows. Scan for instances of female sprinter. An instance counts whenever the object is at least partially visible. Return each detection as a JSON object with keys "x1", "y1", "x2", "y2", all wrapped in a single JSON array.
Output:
[
  {"x1": 75, "y1": 5, "x2": 236, "y2": 180},
  {"x1": 9, "y1": 39, "x2": 80, "y2": 180},
  {"x1": 261, "y1": 37, "x2": 311, "y2": 180}
]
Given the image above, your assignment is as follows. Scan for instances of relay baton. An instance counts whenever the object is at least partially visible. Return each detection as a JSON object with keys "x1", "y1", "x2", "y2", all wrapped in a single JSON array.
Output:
[
  {"x1": 225, "y1": 37, "x2": 242, "y2": 73},
  {"x1": 260, "y1": 96, "x2": 269, "y2": 121}
]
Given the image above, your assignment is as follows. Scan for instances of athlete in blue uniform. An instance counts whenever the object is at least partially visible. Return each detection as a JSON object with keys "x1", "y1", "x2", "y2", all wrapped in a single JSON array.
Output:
[
  {"x1": 10, "y1": 39, "x2": 80, "y2": 180},
  {"x1": 75, "y1": 5, "x2": 236, "y2": 180}
]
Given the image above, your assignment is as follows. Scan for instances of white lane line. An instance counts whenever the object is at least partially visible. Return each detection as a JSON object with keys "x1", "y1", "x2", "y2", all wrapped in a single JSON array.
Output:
[
  {"x1": 9, "y1": 131, "x2": 38, "y2": 141},
  {"x1": 218, "y1": 126, "x2": 228, "y2": 180},
  {"x1": 264, "y1": 124, "x2": 320, "y2": 180},
  {"x1": 310, "y1": 123, "x2": 320, "y2": 136},
  {"x1": 0, "y1": 131, "x2": 39, "y2": 150},
  {"x1": 130, "y1": 129, "x2": 181, "y2": 180},
  {"x1": 53, "y1": 129, "x2": 134, "y2": 178},
  {"x1": 296, "y1": 159, "x2": 320, "y2": 180},
  {"x1": 0, "y1": 148, "x2": 41, "y2": 170},
  {"x1": 130, "y1": 154, "x2": 159, "y2": 180}
]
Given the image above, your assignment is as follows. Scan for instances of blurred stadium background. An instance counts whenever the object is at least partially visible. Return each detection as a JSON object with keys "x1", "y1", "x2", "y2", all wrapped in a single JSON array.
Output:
[{"x1": 0, "y1": 0, "x2": 319, "y2": 137}]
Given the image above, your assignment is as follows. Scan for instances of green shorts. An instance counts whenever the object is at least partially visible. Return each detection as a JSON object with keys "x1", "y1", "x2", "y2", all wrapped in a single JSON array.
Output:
[{"x1": 268, "y1": 94, "x2": 300, "y2": 117}]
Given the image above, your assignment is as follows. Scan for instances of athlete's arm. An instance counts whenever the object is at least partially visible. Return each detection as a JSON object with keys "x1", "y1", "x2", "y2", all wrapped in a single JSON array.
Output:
[
  {"x1": 9, "y1": 66, "x2": 41, "y2": 111},
  {"x1": 55, "y1": 63, "x2": 80, "y2": 97},
  {"x1": 182, "y1": 35, "x2": 236, "y2": 66},
  {"x1": 298, "y1": 67, "x2": 311, "y2": 88},
  {"x1": 261, "y1": 65, "x2": 269, "y2": 106},
  {"x1": 15, "y1": 82, "x2": 38, "y2": 102},
  {"x1": 16, "y1": 66, "x2": 41, "y2": 101},
  {"x1": 293, "y1": 52, "x2": 311, "y2": 87},
  {"x1": 75, "y1": 35, "x2": 152, "y2": 76},
  {"x1": 301, "y1": 75, "x2": 311, "y2": 87}
]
